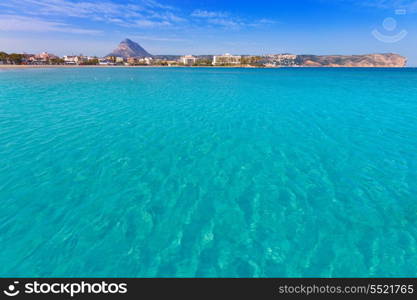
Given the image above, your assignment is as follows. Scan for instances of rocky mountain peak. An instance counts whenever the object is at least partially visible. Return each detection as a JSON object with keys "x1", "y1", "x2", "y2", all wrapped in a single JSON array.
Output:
[{"x1": 107, "y1": 39, "x2": 152, "y2": 58}]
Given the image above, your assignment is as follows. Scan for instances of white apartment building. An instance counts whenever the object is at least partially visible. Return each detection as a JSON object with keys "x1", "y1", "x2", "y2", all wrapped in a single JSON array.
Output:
[
  {"x1": 63, "y1": 55, "x2": 87, "y2": 65},
  {"x1": 115, "y1": 57, "x2": 124, "y2": 63},
  {"x1": 212, "y1": 53, "x2": 241, "y2": 65},
  {"x1": 180, "y1": 55, "x2": 197, "y2": 65}
]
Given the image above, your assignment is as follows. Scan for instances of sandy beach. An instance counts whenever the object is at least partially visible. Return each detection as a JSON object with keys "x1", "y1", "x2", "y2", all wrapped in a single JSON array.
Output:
[{"x1": 0, "y1": 64, "x2": 164, "y2": 69}]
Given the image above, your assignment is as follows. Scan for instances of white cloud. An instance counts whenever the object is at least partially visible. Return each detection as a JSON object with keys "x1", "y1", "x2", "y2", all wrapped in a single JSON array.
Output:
[
  {"x1": 191, "y1": 8, "x2": 277, "y2": 30},
  {"x1": 208, "y1": 18, "x2": 242, "y2": 29},
  {"x1": 142, "y1": 0, "x2": 175, "y2": 10},
  {"x1": 0, "y1": 0, "x2": 184, "y2": 28},
  {"x1": 0, "y1": 1, "x2": 278, "y2": 36},
  {"x1": 257, "y1": 18, "x2": 278, "y2": 25},
  {"x1": 191, "y1": 10, "x2": 228, "y2": 18},
  {"x1": 0, "y1": 14, "x2": 101, "y2": 34},
  {"x1": 6, "y1": 0, "x2": 141, "y2": 18},
  {"x1": 336, "y1": 0, "x2": 417, "y2": 12},
  {"x1": 133, "y1": 19, "x2": 171, "y2": 28},
  {"x1": 149, "y1": 11, "x2": 187, "y2": 23}
]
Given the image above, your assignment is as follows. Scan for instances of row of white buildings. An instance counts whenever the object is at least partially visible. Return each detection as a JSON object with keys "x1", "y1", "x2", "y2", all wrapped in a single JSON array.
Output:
[
  {"x1": 179, "y1": 53, "x2": 299, "y2": 66},
  {"x1": 63, "y1": 55, "x2": 98, "y2": 65},
  {"x1": 179, "y1": 53, "x2": 242, "y2": 66},
  {"x1": 17, "y1": 52, "x2": 295, "y2": 67},
  {"x1": 18, "y1": 52, "x2": 99, "y2": 65}
]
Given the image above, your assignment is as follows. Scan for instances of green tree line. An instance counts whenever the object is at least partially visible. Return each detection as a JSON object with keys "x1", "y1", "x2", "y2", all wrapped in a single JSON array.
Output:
[{"x1": 0, "y1": 52, "x2": 23, "y2": 64}]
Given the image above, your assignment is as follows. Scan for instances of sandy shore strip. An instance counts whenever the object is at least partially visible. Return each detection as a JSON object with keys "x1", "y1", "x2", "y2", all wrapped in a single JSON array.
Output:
[
  {"x1": 0, "y1": 64, "x2": 261, "y2": 70},
  {"x1": 1, "y1": 64, "x2": 409, "y2": 70},
  {"x1": 0, "y1": 64, "x2": 168, "y2": 69}
]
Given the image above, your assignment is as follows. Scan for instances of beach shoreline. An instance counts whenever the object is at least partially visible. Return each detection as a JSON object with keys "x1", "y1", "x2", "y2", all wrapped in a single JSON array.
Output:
[
  {"x1": 0, "y1": 64, "x2": 410, "y2": 69},
  {"x1": 0, "y1": 64, "x2": 175, "y2": 69},
  {"x1": 0, "y1": 64, "x2": 260, "y2": 70}
]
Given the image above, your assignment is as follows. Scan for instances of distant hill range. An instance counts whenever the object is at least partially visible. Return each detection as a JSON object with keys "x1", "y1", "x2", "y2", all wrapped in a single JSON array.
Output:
[
  {"x1": 295, "y1": 53, "x2": 407, "y2": 67},
  {"x1": 107, "y1": 39, "x2": 152, "y2": 58}
]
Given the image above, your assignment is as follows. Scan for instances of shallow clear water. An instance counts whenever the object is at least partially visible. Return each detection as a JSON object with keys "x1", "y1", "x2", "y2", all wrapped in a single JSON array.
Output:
[{"x1": 0, "y1": 67, "x2": 417, "y2": 277}]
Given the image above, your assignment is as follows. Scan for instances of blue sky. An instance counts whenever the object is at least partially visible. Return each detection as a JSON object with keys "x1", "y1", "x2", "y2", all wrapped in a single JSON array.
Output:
[{"x1": 1, "y1": 0, "x2": 417, "y2": 65}]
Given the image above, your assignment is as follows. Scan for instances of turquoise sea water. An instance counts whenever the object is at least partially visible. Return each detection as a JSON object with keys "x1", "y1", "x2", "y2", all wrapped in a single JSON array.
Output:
[{"x1": 0, "y1": 67, "x2": 417, "y2": 277}]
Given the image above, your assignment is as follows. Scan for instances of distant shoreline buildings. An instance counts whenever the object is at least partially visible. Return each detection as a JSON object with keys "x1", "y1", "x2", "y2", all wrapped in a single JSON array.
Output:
[
  {"x1": 0, "y1": 38, "x2": 407, "y2": 68},
  {"x1": 0, "y1": 51, "x2": 407, "y2": 68},
  {"x1": 0, "y1": 51, "x2": 280, "y2": 67}
]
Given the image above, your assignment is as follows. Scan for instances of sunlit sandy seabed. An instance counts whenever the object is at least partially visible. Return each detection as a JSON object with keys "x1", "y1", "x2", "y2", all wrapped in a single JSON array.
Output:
[{"x1": 0, "y1": 68, "x2": 416, "y2": 277}]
